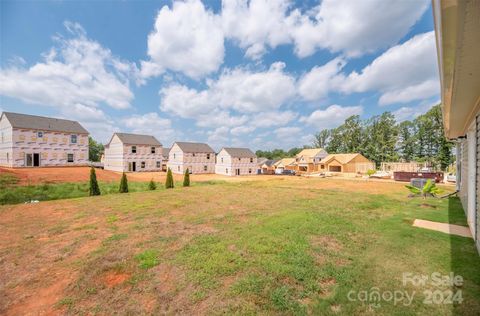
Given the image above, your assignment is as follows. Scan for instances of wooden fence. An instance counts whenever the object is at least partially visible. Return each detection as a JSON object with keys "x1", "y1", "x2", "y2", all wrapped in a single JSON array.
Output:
[{"x1": 380, "y1": 162, "x2": 430, "y2": 172}]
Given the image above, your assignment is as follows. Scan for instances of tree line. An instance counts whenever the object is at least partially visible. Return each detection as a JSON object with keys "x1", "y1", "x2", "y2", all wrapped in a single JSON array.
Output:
[
  {"x1": 312, "y1": 104, "x2": 453, "y2": 169},
  {"x1": 256, "y1": 104, "x2": 453, "y2": 170}
]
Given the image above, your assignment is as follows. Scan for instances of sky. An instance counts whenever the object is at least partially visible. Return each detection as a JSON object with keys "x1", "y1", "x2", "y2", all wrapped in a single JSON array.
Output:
[{"x1": 0, "y1": 0, "x2": 440, "y2": 150}]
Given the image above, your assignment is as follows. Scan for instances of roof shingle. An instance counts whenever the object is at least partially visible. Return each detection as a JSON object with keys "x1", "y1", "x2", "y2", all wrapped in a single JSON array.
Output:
[
  {"x1": 114, "y1": 133, "x2": 162, "y2": 146},
  {"x1": 2, "y1": 112, "x2": 89, "y2": 134},
  {"x1": 174, "y1": 142, "x2": 215, "y2": 153},
  {"x1": 222, "y1": 147, "x2": 256, "y2": 158}
]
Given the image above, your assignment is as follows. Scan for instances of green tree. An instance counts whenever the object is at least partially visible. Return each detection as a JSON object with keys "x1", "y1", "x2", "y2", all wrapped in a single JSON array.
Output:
[
  {"x1": 397, "y1": 121, "x2": 416, "y2": 161},
  {"x1": 119, "y1": 173, "x2": 128, "y2": 193},
  {"x1": 344, "y1": 115, "x2": 364, "y2": 152},
  {"x1": 88, "y1": 137, "x2": 104, "y2": 162},
  {"x1": 326, "y1": 127, "x2": 344, "y2": 153},
  {"x1": 148, "y1": 178, "x2": 157, "y2": 190},
  {"x1": 362, "y1": 112, "x2": 398, "y2": 166},
  {"x1": 313, "y1": 129, "x2": 330, "y2": 148},
  {"x1": 165, "y1": 168, "x2": 174, "y2": 189},
  {"x1": 89, "y1": 167, "x2": 101, "y2": 196},
  {"x1": 183, "y1": 169, "x2": 190, "y2": 187}
]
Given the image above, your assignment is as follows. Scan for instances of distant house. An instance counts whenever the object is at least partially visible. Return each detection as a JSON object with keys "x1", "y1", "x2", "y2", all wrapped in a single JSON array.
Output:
[
  {"x1": 256, "y1": 157, "x2": 268, "y2": 174},
  {"x1": 294, "y1": 148, "x2": 328, "y2": 173},
  {"x1": 103, "y1": 133, "x2": 163, "y2": 172},
  {"x1": 320, "y1": 153, "x2": 375, "y2": 173},
  {"x1": 260, "y1": 159, "x2": 278, "y2": 174},
  {"x1": 0, "y1": 112, "x2": 89, "y2": 167},
  {"x1": 161, "y1": 147, "x2": 170, "y2": 171},
  {"x1": 215, "y1": 147, "x2": 257, "y2": 176},
  {"x1": 274, "y1": 158, "x2": 296, "y2": 174},
  {"x1": 433, "y1": 0, "x2": 480, "y2": 253},
  {"x1": 167, "y1": 142, "x2": 215, "y2": 174}
]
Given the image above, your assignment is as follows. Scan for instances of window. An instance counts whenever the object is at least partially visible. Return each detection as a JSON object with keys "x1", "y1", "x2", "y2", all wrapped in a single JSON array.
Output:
[
  {"x1": 221, "y1": 157, "x2": 224, "y2": 163},
  {"x1": 204, "y1": 165, "x2": 207, "y2": 171},
  {"x1": 238, "y1": 158, "x2": 241, "y2": 161},
  {"x1": 178, "y1": 166, "x2": 180, "y2": 171},
  {"x1": 67, "y1": 153, "x2": 74, "y2": 163},
  {"x1": 70, "y1": 135, "x2": 77, "y2": 144},
  {"x1": 6, "y1": 153, "x2": 9, "y2": 163},
  {"x1": 37, "y1": 131, "x2": 43, "y2": 138},
  {"x1": 156, "y1": 161, "x2": 161, "y2": 168},
  {"x1": 151, "y1": 147, "x2": 156, "y2": 154},
  {"x1": 173, "y1": 153, "x2": 176, "y2": 159},
  {"x1": 1, "y1": 132, "x2": 3, "y2": 143},
  {"x1": 226, "y1": 168, "x2": 228, "y2": 173},
  {"x1": 249, "y1": 169, "x2": 252, "y2": 174},
  {"x1": 321, "y1": 164, "x2": 325, "y2": 169},
  {"x1": 193, "y1": 153, "x2": 196, "y2": 157},
  {"x1": 131, "y1": 146, "x2": 137, "y2": 153},
  {"x1": 141, "y1": 161, "x2": 145, "y2": 168},
  {"x1": 207, "y1": 153, "x2": 210, "y2": 159},
  {"x1": 250, "y1": 158, "x2": 253, "y2": 163}
]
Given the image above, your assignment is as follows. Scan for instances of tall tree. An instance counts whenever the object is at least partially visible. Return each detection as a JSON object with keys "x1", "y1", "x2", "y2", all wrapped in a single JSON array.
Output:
[
  {"x1": 342, "y1": 115, "x2": 363, "y2": 153},
  {"x1": 397, "y1": 121, "x2": 416, "y2": 161},
  {"x1": 88, "y1": 137, "x2": 104, "y2": 162},
  {"x1": 313, "y1": 130, "x2": 330, "y2": 148}
]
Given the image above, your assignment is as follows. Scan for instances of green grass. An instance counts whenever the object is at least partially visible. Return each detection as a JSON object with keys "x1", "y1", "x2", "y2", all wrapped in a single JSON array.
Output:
[
  {"x1": 0, "y1": 179, "x2": 222, "y2": 205},
  {"x1": 1, "y1": 178, "x2": 479, "y2": 315},
  {"x1": 135, "y1": 249, "x2": 160, "y2": 269}
]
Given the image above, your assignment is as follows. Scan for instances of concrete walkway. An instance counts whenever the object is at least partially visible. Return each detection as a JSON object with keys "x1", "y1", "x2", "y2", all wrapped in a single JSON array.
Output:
[{"x1": 413, "y1": 219, "x2": 472, "y2": 238}]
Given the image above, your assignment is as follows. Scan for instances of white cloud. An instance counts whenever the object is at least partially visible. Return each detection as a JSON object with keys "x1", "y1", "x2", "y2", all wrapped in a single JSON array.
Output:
[
  {"x1": 287, "y1": 0, "x2": 429, "y2": 58},
  {"x1": 300, "y1": 105, "x2": 363, "y2": 129},
  {"x1": 378, "y1": 79, "x2": 439, "y2": 106},
  {"x1": 341, "y1": 32, "x2": 438, "y2": 94},
  {"x1": 392, "y1": 101, "x2": 438, "y2": 122},
  {"x1": 159, "y1": 84, "x2": 215, "y2": 118},
  {"x1": 300, "y1": 32, "x2": 439, "y2": 105},
  {"x1": 142, "y1": 0, "x2": 224, "y2": 79},
  {"x1": 222, "y1": 0, "x2": 291, "y2": 59},
  {"x1": 275, "y1": 126, "x2": 301, "y2": 138},
  {"x1": 230, "y1": 125, "x2": 256, "y2": 136},
  {"x1": 298, "y1": 57, "x2": 346, "y2": 101},
  {"x1": 0, "y1": 21, "x2": 136, "y2": 110},
  {"x1": 160, "y1": 62, "x2": 296, "y2": 119},
  {"x1": 121, "y1": 112, "x2": 176, "y2": 146},
  {"x1": 250, "y1": 110, "x2": 297, "y2": 128}
]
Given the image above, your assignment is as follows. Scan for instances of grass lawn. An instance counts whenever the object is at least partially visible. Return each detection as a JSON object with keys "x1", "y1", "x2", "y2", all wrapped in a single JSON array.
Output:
[
  {"x1": 0, "y1": 172, "x2": 222, "y2": 205},
  {"x1": 0, "y1": 178, "x2": 478, "y2": 315}
]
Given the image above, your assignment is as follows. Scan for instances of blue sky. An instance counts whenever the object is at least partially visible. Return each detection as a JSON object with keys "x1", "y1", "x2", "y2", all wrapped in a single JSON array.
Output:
[{"x1": 0, "y1": 0, "x2": 439, "y2": 150}]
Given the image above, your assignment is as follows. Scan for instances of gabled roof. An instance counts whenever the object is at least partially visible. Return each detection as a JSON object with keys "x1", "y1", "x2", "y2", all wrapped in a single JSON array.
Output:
[
  {"x1": 295, "y1": 148, "x2": 326, "y2": 158},
  {"x1": 257, "y1": 157, "x2": 268, "y2": 165},
  {"x1": 274, "y1": 158, "x2": 295, "y2": 167},
  {"x1": 262, "y1": 159, "x2": 278, "y2": 167},
  {"x1": 162, "y1": 148, "x2": 170, "y2": 157},
  {"x1": 113, "y1": 133, "x2": 162, "y2": 146},
  {"x1": 222, "y1": 147, "x2": 256, "y2": 158},
  {"x1": 321, "y1": 153, "x2": 361, "y2": 164},
  {"x1": 174, "y1": 141, "x2": 215, "y2": 153},
  {"x1": 1, "y1": 112, "x2": 88, "y2": 134}
]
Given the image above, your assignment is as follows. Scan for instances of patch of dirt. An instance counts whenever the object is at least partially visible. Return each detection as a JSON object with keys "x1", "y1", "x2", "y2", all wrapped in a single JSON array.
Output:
[
  {"x1": 103, "y1": 271, "x2": 130, "y2": 288},
  {"x1": 331, "y1": 304, "x2": 342, "y2": 313},
  {"x1": 319, "y1": 277, "x2": 337, "y2": 297},
  {"x1": 420, "y1": 203, "x2": 438, "y2": 209},
  {"x1": 310, "y1": 235, "x2": 343, "y2": 252},
  {"x1": 4, "y1": 272, "x2": 76, "y2": 316}
]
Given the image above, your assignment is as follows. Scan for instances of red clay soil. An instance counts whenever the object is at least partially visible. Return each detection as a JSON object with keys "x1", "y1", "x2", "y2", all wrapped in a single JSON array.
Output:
[{"x1": 0, "y1": 167, "x2": 279, "y2": 185}]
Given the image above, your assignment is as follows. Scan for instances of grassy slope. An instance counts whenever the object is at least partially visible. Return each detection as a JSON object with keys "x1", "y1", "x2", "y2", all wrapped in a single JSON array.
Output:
[
  {"x1": 0, "y1": 179, "x2": 478, "y2": 315},
  {"x1": 0, "y1": 171, "x2": 222, "y2": 204}
]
